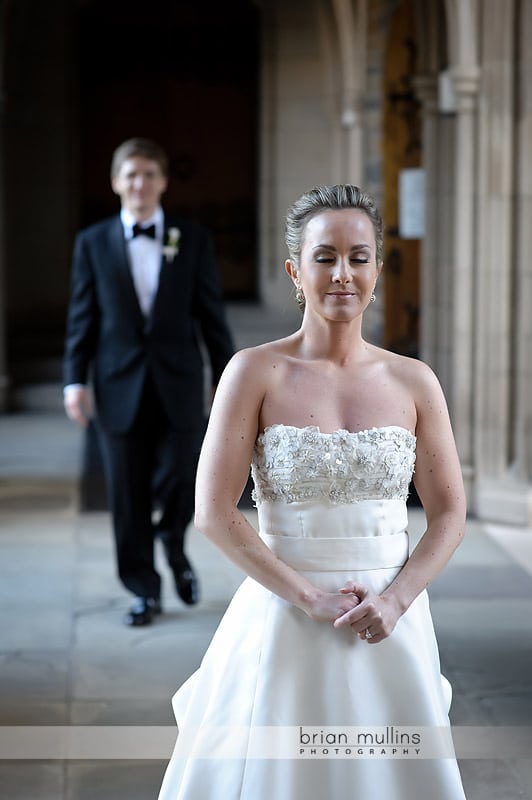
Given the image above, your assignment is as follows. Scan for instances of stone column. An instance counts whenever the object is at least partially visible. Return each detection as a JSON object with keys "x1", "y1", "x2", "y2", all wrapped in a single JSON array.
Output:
[
  {"x1": 412, "y1": 75, "x2": 439, "y2": 372},
  {"x1": 414, "y1": 72, "x2": 455, "y2": 402},
  {"x1": 474, "y1": 0, "x2": 515, "y2": 469},
  {"x1": 313, "y1": 0, "x2": 343, "y2": 184},
  {"x1": 448, "y1": 66, "x2": 480, "y2": 500},
  {"x1": 330, "y1": 0, "x2": 366, "y2": 183},
  {"x1": 434, "y1": 110, "x2": 456, "y2": 401},
  {"x1": 472, "y1": 0, "x2": 529, "y2": 523},
  {"x1": 257, "y1": 0, "x2": 335, "y2": 321},
  {"x1": 514, "y1": 0, "x2": 532, "y2": 491}
]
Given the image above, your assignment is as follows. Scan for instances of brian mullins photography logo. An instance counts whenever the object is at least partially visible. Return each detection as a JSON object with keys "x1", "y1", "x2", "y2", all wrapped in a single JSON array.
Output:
[{"x1": 298, "y1": 726, "x2": 423, "y2": 758}]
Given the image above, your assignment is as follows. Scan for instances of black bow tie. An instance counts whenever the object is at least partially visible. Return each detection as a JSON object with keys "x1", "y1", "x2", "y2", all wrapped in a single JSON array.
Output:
[{"x1": 132, "y1": 223, "x2": 156, "y2": 239}]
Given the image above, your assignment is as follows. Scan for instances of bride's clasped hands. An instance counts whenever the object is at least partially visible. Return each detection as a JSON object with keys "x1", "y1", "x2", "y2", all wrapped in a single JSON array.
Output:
[
  {"x1": 301, "y1": 580, "x2": 400, "y2": 644},
  {"x1": 303, "y1": 587, "x2": 362, "y2": 625},
  {"x1": 332, "y1": 580, "x2": 402, "y2": 643}
]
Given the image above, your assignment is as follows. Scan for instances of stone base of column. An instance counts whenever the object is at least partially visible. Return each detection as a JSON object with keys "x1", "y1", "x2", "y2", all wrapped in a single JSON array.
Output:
[{"x1": 475, "y1": 478, "x2": 532, "y2": 526}]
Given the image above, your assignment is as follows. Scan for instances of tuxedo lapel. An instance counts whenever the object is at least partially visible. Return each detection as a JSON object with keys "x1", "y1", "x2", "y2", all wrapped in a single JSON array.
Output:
[
  {"x1": 108, "y1": 216, "x2": 144, "y2": 323},
  {"x1": 149, "y1": 218, "x2": 183, "y2": 322}
]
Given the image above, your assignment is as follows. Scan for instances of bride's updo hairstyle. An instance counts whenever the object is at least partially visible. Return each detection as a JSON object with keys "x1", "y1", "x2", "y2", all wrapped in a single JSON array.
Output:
[{"x1": 285, "y1": 184, "x2": 384, "y2": 270}]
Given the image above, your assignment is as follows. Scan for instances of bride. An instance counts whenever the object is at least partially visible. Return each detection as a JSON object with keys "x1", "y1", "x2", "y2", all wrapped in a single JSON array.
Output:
[{"x1": 158, "y1": 185, "x2": 467, "y2": 799}]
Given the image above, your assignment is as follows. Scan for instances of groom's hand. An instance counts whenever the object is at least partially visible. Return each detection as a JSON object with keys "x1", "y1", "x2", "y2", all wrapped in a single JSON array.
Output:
[{"x1": 64, "y1": 385, "x2": 93, "y2": 427}]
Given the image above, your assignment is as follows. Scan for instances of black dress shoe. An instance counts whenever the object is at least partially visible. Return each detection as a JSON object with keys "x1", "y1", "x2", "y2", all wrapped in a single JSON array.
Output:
[
  {"x1": 124, "y1": 597, "x2": 162, "y2": 627},
  {"x1": 174, "y1": 567, "x2": 199, "y2": 605}
]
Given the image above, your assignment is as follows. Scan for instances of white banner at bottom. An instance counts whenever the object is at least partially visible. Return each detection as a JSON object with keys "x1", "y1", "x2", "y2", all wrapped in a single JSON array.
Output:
[{"x1": 0, "y1": 726, "x2": 531, "y2": 760}]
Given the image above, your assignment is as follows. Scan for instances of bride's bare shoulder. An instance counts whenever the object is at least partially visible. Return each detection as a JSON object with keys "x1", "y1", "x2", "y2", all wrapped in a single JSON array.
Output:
[
  {"x1": 222, "y1": 335, "x2": 298, "y2": 384},
  {"x1": 375, "y1": 347, "x2": 444, "y2": 400}
]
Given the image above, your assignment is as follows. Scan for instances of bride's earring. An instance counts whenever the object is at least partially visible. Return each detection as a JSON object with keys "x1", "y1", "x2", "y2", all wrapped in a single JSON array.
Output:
[
  {"x1": 295, "y1": 286, "x2": 305, "y2": 309},
  {"x1": 370, "y1": 289, "x2": 376, "y2": 303}
]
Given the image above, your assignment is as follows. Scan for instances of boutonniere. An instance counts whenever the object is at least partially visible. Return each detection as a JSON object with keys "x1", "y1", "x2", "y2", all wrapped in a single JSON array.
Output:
[{"x1": 162, "y1": 227, "x2": 181, "y2": 263}]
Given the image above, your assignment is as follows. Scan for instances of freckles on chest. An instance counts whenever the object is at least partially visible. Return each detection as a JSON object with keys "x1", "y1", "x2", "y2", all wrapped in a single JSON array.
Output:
[
  {"x1": 283, "y1": 371, "x2": 412, "y2": 425},
  {"x1": 285, "y1": 374, "x2": 338, "y2": 409}
]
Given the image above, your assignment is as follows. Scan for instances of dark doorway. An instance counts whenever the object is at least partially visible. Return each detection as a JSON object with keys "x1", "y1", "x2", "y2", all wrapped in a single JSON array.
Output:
[{"x1": 78, "y1": 0, "x2": 259, "y2": 300}]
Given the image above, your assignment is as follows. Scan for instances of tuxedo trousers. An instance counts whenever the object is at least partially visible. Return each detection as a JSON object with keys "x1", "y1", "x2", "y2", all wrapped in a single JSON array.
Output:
[{"x1": 97, "y1": 374, "x2": 205, "y2": 598}]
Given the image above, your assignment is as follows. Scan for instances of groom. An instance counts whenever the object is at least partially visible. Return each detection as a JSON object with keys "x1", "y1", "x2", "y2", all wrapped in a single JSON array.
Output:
[{"x1": 63, "y1": 137, "x2": 234, "y2": 626}]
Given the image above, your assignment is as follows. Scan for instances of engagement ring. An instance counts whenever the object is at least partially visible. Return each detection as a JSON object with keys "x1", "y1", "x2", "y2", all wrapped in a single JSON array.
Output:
[{"x1": 365, "y1": 629, "x2": 373, "y2": 639}]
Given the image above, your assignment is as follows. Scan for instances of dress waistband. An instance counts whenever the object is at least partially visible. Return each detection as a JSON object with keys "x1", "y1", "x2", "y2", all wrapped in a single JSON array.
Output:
[
  {"x1": 261, "y1": 531, "x2": 409, "y2": 572},
  {"x1": 257, "y1": 498, "x2": 408, "y2": 541}
]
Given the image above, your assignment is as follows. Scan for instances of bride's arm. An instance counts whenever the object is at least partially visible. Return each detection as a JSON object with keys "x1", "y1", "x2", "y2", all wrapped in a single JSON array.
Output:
[
  {"x1": 335, "y1": 360, "x2": 466, "y2": 641},
  {"x1": 194, "y1": 348, "x2": 360, "y2": 624},
  {"x1": 383, "y1": 363, "x2": 466, "y2": 608}
]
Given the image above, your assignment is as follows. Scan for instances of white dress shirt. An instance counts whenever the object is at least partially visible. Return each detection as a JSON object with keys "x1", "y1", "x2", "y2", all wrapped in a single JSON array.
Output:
[{"x1": 121, "y1": 206, "x2": 164, "y2": 317}]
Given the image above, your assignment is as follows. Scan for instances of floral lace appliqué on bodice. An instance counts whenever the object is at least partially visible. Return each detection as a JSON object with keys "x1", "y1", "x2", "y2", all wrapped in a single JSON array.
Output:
[{"x1": 251, "y1": 425, "x2": 416, "y2": 505}]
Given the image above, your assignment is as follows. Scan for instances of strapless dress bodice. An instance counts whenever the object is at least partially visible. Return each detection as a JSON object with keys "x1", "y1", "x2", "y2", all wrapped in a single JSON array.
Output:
[
  {"x1": 251, "y1": 424, "x2": 416, "y2": 506},
  {"x1": 251, "y1": 425, "x2": 417, "y2": 570}
]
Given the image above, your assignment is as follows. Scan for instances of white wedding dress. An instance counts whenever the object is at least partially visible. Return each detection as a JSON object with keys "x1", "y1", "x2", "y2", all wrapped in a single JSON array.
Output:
[{"x1": 158, "y1": 425, "x2": 466, "y2": 799}]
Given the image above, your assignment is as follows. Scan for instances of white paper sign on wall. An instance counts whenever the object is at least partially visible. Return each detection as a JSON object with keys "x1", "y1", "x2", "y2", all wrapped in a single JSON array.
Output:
[{"x1": 399, "y1": 168, "x2": 425, "y2": 239}]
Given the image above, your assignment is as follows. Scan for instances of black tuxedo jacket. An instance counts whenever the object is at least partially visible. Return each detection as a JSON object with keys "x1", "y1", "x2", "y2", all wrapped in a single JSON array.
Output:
[{"x1": 63, "y1": 213, "x2": 234, "y2": 434}]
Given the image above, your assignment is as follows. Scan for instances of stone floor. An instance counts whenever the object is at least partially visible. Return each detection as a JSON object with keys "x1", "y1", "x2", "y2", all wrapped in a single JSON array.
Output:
[{"x1": 1, "y1": 304, "x2": 531, "y2": 799}]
